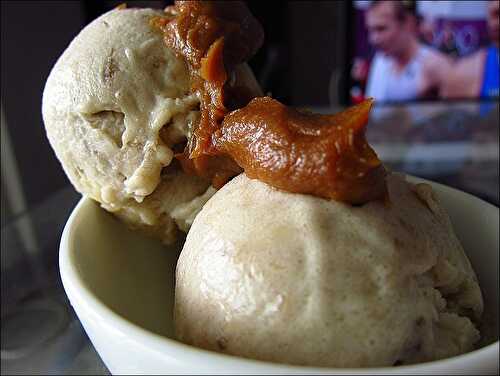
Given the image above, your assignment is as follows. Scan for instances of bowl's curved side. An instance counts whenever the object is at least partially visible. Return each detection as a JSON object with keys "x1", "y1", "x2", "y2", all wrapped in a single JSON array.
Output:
[
  {"x1": 59, "y1": 176, "x2": 500, "y2": 375},
  {"x1": 59, "y1": 198, "x2": 185, "y2": 374}
]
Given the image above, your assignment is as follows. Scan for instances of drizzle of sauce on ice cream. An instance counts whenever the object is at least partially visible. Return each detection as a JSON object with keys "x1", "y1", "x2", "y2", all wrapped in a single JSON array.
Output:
[{"x1": 153, "y1": 0, "x2": 387, "y2": 204}]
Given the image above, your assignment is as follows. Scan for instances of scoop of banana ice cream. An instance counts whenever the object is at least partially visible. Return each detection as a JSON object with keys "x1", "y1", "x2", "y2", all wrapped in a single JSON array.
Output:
[
  {"x1": 175, "y1": 173, "x2": 483, "y2": 367},
  {"x1": 42, "y1": 8, "x2": 259, "y2": 244}
]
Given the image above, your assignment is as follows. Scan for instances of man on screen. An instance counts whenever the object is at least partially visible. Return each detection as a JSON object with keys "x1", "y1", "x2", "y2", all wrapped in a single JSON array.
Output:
[
  {"x1": 364, "y1": 1, "x2": 452, "y2": 102},
  {"x1": 443, "y1": 0, "x2": 499, "y2": 99}
]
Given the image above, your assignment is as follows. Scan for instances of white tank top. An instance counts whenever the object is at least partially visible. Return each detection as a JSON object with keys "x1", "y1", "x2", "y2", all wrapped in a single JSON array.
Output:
[{"x1": 366, "y1": 45, "x2": 431, "y2": 102}]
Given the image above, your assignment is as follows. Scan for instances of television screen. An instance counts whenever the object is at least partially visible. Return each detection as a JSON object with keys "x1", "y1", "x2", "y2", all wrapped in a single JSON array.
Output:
[{"x1": 349, "y1": 0, "x2": 499, "y2": 104}]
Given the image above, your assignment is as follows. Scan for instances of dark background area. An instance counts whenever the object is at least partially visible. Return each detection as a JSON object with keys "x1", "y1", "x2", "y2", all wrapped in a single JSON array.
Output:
[{"x1": 0, "y1": 0, "x2": 349, "y2": 225}]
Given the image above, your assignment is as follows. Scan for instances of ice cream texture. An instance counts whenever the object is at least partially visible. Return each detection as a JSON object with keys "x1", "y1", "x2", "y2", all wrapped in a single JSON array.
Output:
[
  {"x1": 42, "y1": 8, "x2": 258, "y2": 243},
  {"x1": 175, "y1": 173, "x2": 483, "y2": 367}
]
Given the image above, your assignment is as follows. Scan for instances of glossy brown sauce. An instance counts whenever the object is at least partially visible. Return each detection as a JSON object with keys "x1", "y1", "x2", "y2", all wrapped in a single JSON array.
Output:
[
  {"x1": 154, "y1": 0, "x2": 263, "y2": 153},
  {"x1": 154, "y1": 1, "x2": 387, "y2": 204},
  {"x1": 216, "y1": 97, "x2": 387, "y2": 204}
]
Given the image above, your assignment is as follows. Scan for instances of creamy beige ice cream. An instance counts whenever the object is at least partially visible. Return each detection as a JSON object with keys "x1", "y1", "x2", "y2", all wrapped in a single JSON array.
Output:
[
  {"x1": 42, "y1": 4, "x2": 484, "y2": 368},
  {"x1": 42, "y1": 8, "x2": 259, "y2": 244},
  {"x1": 175, "y1": 173, "x2": 483, "y2": 367}
]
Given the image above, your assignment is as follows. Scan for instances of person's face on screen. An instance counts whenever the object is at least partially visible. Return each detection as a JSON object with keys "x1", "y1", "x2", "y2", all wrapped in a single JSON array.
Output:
[
  {"x1": 366, "y1": 2, "x2": 410, "y2": 57},
  {"x1": 487, "y1": 1, "x2": 499, "y2": 46}
]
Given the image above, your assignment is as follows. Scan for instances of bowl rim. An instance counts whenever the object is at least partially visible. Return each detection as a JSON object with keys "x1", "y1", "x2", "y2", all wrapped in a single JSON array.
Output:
[{"x1": 59, "y1": 176, "x2": 499, "y2": 373}]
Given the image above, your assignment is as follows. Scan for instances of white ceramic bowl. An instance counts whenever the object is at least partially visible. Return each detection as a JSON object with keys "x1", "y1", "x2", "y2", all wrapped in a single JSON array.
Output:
[{"x1": 60, "y1": 177, "x2": 499, "y2": 375}]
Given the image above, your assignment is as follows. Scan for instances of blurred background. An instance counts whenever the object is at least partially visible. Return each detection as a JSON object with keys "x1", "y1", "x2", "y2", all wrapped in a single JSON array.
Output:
[{"x1": 1, "y1": 1, "x2": 498, "y2": 374}]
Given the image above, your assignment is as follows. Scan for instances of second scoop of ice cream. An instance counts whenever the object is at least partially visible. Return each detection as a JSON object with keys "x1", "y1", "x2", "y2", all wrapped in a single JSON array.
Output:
[{"x1": 174, "y1": 173, "x2": 483, "y2": 367}]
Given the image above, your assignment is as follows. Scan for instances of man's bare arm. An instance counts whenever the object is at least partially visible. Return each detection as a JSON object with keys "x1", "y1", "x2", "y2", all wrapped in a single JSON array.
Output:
[
  {"x1": 421, "y1": 50, "x2": 453, "y2": 98},
  {"x1": 441, "y1": 51, "x2": 485, "y2": 98}
]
